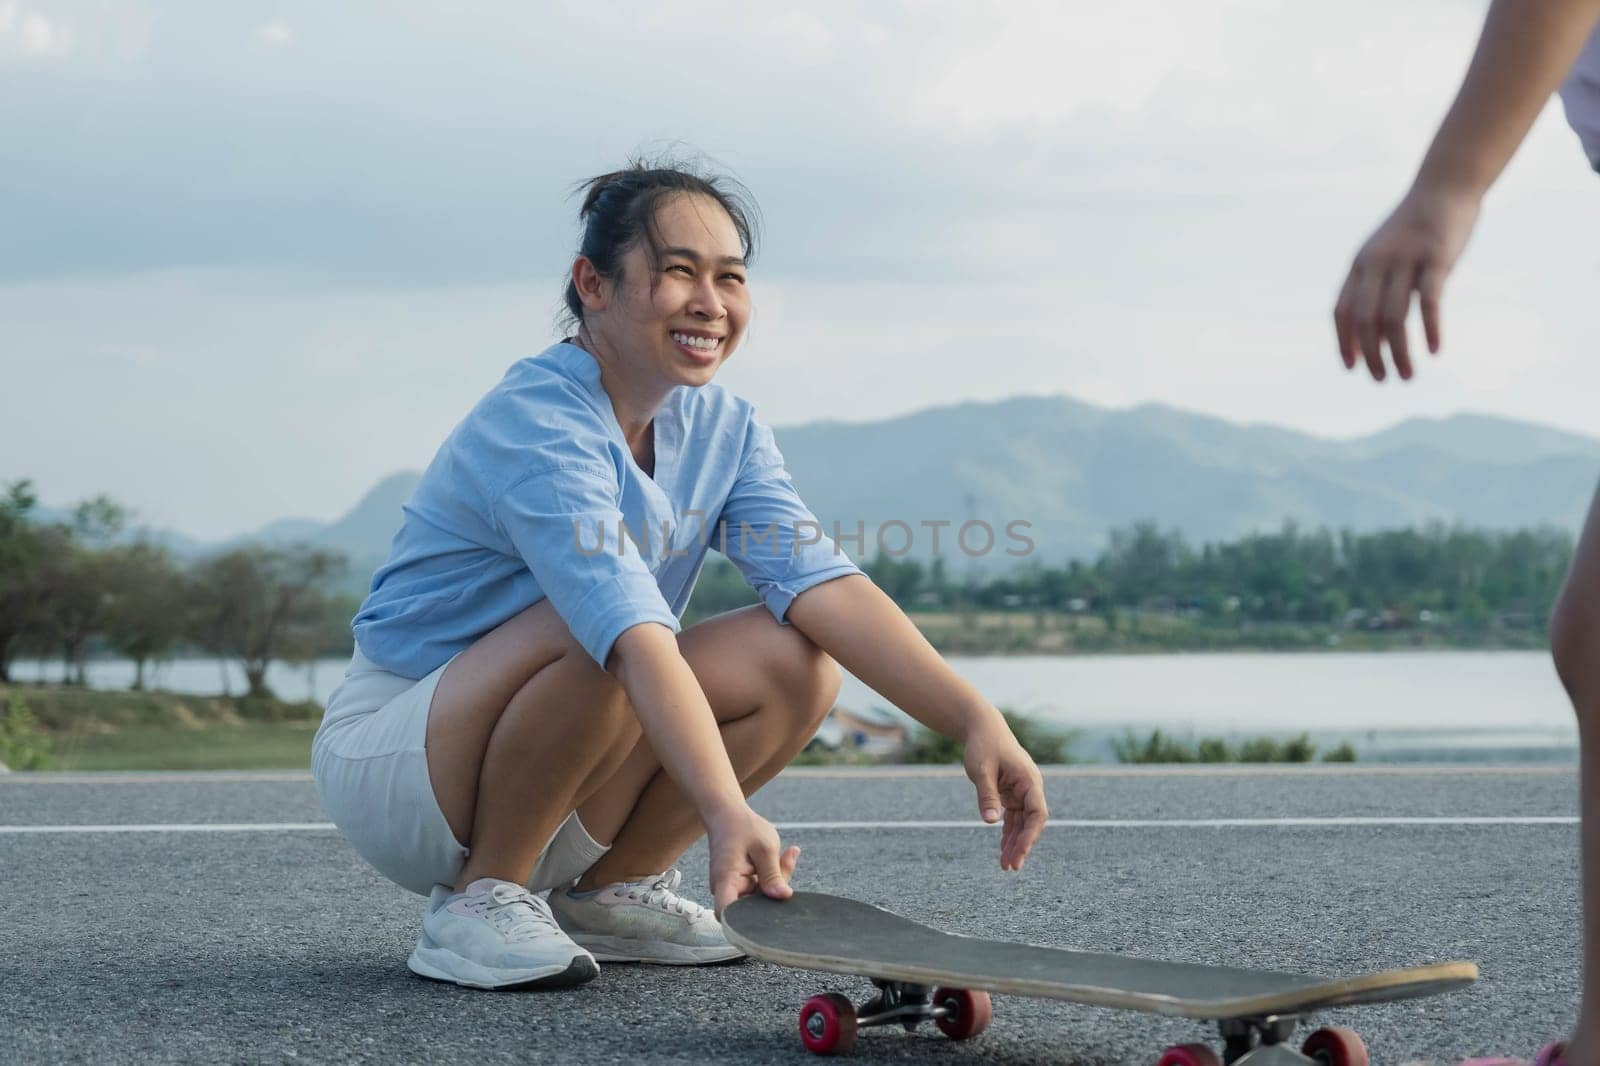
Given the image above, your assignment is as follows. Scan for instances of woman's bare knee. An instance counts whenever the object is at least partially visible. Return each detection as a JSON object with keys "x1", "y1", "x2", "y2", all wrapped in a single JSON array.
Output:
[
  {"x1": 767, "y1": 624, "x2": 841, "y2": 731},
  {"x1": 425, "y1": 600, "x2": 633, "y2": 842}
]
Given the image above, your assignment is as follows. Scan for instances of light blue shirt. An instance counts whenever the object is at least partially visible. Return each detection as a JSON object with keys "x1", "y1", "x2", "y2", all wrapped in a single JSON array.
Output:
[
  {"x1": 1562, "y1": 22, "x2": 1600, "y2": 171},
  {"x1": 353, "y1": 341, "x2": 864, "y2": 677}
]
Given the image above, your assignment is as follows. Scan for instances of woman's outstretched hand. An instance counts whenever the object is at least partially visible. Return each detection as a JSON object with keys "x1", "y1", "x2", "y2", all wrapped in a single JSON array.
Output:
[
  {"x1": 1334, "y1": 183, "x2": 1481, "y2": 382},
  {"x1": 963, "y1": 718, "x2": 1049, "y2": 871},
  {"x1": 706, "y1": 804, "x2": 800, "y2": 915}
]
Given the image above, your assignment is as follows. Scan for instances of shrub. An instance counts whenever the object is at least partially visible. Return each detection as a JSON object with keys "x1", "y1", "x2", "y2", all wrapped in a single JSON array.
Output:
[
  {"x1": 1114, "y1": 729, "x2": 1328, "y2": 765},
  {"x1": 1280, "y1": 733, "x2": 1317, "y2": 763},
  {"x1": 0, "y1": 694, "x2": 52, "y2": 771},
  {"x1": 1323, "y1": 741, "x2": 1358, "y2": 763},
  {"x1": 1112, "y1": 728, "x2": 1196, "y2": 764},
  {"x1": 1237, "y1": 737, "x2": 1283, "y2": 763},
  {"x1": 904, "y1": 710, "x2": 1079, "y2": 765}
]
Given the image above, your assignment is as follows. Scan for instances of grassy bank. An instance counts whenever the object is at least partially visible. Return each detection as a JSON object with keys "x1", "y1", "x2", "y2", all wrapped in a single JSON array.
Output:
[{"x1": 0, "y1": 683, "x2": 320, "y2": 771}]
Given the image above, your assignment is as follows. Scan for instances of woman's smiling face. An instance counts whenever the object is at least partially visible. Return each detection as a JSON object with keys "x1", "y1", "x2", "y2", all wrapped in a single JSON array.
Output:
[{"x1": 582, "y1": 191, "x2": 750, "y2": 391}]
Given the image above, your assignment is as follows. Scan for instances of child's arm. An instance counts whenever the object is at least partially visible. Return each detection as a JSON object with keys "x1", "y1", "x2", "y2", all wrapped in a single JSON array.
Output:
[
  {"x1": 785, "y1": 574, "x2": 1049, "y2": 873},
  {"x1": 1334, "y1": 0, "x2": 1600, "y2": 381}
]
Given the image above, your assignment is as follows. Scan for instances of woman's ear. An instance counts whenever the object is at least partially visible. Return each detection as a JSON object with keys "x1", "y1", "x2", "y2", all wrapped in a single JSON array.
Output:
[{"x1": 571, "y1": 257, "x2": 608, "y2": 313}]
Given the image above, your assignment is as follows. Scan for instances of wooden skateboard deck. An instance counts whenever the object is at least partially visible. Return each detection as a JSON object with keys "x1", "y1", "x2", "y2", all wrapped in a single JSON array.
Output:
[{"x1": 722, "y1": 891, "x2": 1477, "y2": 1064}]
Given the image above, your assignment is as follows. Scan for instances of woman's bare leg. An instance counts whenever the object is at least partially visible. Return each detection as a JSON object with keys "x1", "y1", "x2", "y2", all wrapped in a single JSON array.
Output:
[
  {"x1": 424, "y1": 600, "x2": 640, "y2": 892},
  {"x1": 422, "y1": 600, "x2": 837, "y2": 895},
  {"x1": 573, "y1": 604, "x2": 840, "y2": 890},
  {"x1": 1552, "y1": 477, "x2": 1600, "y2": 1063}
]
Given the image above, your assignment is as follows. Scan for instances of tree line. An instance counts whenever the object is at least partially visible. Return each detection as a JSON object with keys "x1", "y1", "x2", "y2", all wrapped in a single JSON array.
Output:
[
  {"x1": 2, "y1": 476, "x2": 1575, "y2": 698},
  {"x1": 0, "y1": 481, "x2": 352, "y2": 697},
  {"x1": 691, "y1": 520, "x2": 1574, "y2": 632}
]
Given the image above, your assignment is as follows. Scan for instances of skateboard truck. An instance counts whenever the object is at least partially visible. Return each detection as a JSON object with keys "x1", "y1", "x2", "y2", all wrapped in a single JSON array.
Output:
[
  {"x1": 1163, "y1": 1017, "x2": 1370, "y2": 1065},
  {"x1": 1215, "y1": 1016, "x2": 1309, "y2": 1064},
  {"x1": 798, "y1": 979, "x2": 993, "y2": 1054}
]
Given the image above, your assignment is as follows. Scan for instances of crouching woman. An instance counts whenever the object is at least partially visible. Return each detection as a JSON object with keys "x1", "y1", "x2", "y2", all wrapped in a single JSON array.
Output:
[{"x1": 311, "y1": 160, "x2": 1049, "y2": 990}]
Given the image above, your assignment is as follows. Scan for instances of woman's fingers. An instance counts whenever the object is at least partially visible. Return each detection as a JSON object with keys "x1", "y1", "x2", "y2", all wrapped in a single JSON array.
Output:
[
  {"x1": 1334, "y1": 269, "x2": 1361, "y2": 370},
  {"x1": 712, "y1": 864, "x2": 747, "y2": 914},
  {"x1": 756, "y1": 839, "x2": 795, "y2": 900},
  {"x1": 1419, "y1": 262, "x2": 1446, "y2": 354},
  {"x1": 1002, "y1": 783, "x2": 1049, "y2": 871},
  {"x1": 1351, "y1": 263, "x2": 1389, "y2": 381},
  {"x1": 1379, "y1": 265, "x2": 1418, "y2": 380}
]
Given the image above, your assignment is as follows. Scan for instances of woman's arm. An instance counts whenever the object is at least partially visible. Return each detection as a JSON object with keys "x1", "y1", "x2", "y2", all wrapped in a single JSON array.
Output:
[
  {"x1": 784, "y1": 574, "x2": 1048, "y2": 871},
  {"x1": 607, "y1": 622, "x2": 798, "y2": 910},
  {"x1": 1334, "y1": 0, "x2": 1600, "y2": 380},
  {"x1": 785, "y1": 575, "x2": 997, "y2": 739}
]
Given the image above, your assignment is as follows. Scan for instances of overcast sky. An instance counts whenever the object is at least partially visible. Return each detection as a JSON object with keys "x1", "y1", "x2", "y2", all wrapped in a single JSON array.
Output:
[{"x1": 4, "y1": 0, "x2": 1598, "y2": 540}]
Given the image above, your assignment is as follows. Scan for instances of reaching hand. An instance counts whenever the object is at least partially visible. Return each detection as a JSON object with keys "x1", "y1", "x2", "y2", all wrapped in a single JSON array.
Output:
[
  {"x1": 1334, "y1": 184, "x2": 1482, "y2": 381},
  {"x1": 707, "y1": 805, "x2": 800, "y2": 914},
  {"x1": 963, "y1": 721, "x2": 1049, "y2": 871}
]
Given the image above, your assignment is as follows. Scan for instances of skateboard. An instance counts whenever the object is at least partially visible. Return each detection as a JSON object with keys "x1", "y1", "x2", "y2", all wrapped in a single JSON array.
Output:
[{"x1": 721, "y1": 891, "x2": 1477, "y2": 1064}]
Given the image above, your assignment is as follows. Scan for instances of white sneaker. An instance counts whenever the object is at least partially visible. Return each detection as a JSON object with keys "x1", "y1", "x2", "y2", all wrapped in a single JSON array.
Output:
[
  {"x1": 547, "y1": 868, "x2": 745, "y2": 965},
  {"x1": 407, "y1": 877, "x2": 599, "y2": 989}
]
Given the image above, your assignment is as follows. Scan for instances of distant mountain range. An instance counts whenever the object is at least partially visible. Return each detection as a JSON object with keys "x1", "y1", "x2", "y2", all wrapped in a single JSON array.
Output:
[{"x1": 54, "y1": 399, "x2": 1600, "y2": 586}]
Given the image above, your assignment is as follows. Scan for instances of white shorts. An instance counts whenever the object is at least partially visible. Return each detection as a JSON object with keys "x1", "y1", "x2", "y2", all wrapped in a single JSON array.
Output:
[{"x1": 311, "y1": 647, "x2": 609, "y2": 896}]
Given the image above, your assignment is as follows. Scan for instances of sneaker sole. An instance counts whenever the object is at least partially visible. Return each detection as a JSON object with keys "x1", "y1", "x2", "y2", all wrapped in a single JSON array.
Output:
[
  {"x1": 572, "y1": 935, "x2": 746, "y2": 966},
  {"x1": 407, "y1": 944, "x2": 599, "y2": 990}
]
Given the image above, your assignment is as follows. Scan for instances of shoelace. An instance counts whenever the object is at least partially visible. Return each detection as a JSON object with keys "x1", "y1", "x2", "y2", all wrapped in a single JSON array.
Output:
[
  {"x1": 618, "y1": 868, "x2": 709, "y2": 919},
  {"x1": 468, "y1": 883, "x2": 563, "y2": 943}
]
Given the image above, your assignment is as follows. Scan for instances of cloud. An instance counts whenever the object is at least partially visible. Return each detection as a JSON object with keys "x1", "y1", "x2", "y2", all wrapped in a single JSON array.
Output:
[
  {"x1": 254, "y1": 21, "x2": 291, "y2": 47},
  {"x1": 0, "y1": 5, "x2": 71, "y2": 58},
  {"x1": 768, "y1": 10, "x2": 830, "y2": 51},
  {"x1": 20, "y1": 12, "x2": 52, "y2": 52},
  {"x1": 0, "y1": 0, "x2": 1528, "y2": 288}
]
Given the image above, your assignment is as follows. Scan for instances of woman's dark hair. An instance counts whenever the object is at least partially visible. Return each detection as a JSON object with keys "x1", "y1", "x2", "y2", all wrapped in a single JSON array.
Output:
[{"x1": 562, "y1": 158, "x2": 761, "y2": 329}]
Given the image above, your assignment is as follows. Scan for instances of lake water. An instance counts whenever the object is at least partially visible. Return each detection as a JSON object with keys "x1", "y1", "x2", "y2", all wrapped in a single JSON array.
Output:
[{"x1": 9, "y1": 650, "x2": 1578, "y2": 763}]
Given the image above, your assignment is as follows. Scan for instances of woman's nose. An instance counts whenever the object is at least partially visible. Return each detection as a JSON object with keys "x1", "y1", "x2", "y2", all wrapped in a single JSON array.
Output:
[{"x1": 687, "y1": 276, "x2": 724, "y2": 319}]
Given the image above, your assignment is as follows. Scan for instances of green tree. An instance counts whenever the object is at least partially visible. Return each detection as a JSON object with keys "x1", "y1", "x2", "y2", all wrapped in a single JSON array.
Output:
[
  {"x1": 1099, "y1": 523, "x2": 1191, "y2": 606},
  {"x1": 0, "y1": 481, "x2": 46, "y2": 682},
  {"x1": 187, "y1": 544, "x2": 347, "y2": 698},
  {"x1": 34, "y1": 496, "x2": 129, "y2": 685},
  {"x1": 863, "y1": 552, "x2": 925, "y2": 605},
  {"x1": 101, "y1": 542, "x2": 188, "y2": 690}
]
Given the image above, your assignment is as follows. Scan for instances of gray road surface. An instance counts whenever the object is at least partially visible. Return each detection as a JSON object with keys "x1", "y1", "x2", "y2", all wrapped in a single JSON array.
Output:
[{"x1": 0, "y1": 766, "x2": 1582, "y2": 1064}]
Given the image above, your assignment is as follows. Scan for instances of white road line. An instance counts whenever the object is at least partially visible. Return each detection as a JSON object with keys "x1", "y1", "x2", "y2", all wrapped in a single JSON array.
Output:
[
  {"x1": 0, "y1": 765, "x2": 1578, "y2": 785},
  {"x1": 0, "y1": 816, "x2": 1577, "y2": 835},
  {"x1": 0, "y1": 822, "x2": 338, "y2": 834},
  {"x1": 776, "y1": 817, "x2": 1580, "y2": 829}
]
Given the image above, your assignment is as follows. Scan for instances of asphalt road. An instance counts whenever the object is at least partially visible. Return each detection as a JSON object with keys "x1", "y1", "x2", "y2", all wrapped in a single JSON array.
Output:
[{"x1": 0, "y1": 766, "x2": 1582, "y2": 1064}]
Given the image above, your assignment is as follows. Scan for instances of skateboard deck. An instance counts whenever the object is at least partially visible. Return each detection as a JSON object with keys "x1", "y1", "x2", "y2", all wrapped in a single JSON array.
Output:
[{"x1": 721, "y1": 891, "x2": 1477, "y2": 1064}]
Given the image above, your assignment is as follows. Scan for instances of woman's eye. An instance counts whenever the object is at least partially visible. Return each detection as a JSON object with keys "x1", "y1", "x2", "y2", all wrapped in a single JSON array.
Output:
[
  {"x1": 720, "y1": 273, "x2": 746, "y2": 284},
  {"x1": 668, "y1": 264, "x2": 694, "y2": 276}
]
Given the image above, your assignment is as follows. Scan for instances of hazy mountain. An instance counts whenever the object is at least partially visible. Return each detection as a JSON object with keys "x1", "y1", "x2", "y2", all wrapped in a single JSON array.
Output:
[
  {"x1": 44, "y1": 398, "x2": 1600, "y2": 578},
  {"x1": 768, "y1": 399, "x2": 1600, "y2": 567}
]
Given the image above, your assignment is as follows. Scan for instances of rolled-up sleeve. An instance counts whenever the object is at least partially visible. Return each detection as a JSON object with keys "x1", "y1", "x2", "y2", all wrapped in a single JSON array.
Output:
[
  {"x1": 715, "y1": 421, "x2": 864, "y2": 624},
  {"x1": 494, "y1": 462, "x2": 680, "y2": 667}
]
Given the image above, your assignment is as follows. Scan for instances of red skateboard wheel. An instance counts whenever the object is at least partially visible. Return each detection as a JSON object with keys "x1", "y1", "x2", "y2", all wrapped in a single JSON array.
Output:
[
  {"x1": 1156, "y1": 1043, "x2": 1224, "y2": 1066},
  {"x1": 799, "y1": 993, "x2": 858, "y2": 1055},
  {"x1": 1302, "y1": 1026, "x2": 1370, "y2": 1066},
  {"x1": 931, "y1": 987, "x2": 993, "y2": 1040}
]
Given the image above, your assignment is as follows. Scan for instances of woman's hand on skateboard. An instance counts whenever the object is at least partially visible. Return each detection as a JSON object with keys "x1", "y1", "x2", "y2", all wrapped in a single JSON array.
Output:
[
  {"x1": 963, "y1": 718, "x2": 1048, "y2": 872},
  {"x1": 1334, "y1": 182, "x2": 1481, "y2": 382},
  {"x1": 707, "y1": 804, "x2": 800, "y2": 914}
]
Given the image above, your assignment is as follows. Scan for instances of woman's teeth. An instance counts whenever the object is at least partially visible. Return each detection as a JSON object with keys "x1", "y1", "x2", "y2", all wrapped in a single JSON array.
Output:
[{"x1": 671, "y1": 332, "x2": 720, "y2": 351}]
